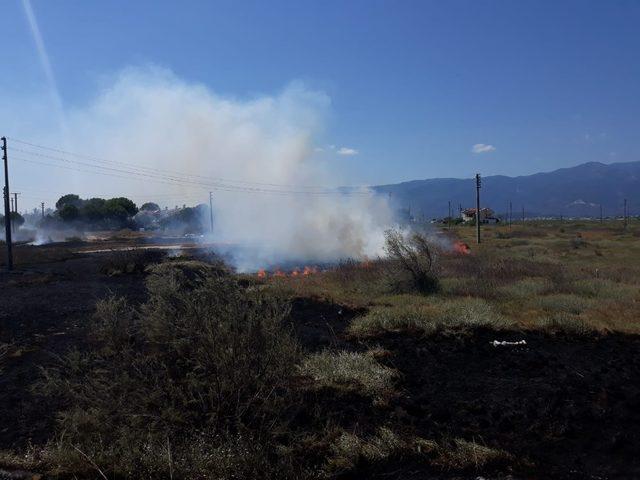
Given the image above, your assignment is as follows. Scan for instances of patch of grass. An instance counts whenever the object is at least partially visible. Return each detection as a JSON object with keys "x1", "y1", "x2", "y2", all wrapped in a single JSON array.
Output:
[
  {"x1": 418, "y1": 438, "x2": 514, "y2": 471},
  {"x1": 300, "y1": 350, "x2": 397, "y2": 400},
  {"x1": 498, "y1": 278, "x2": 553, "y2": 298},
  {"x1": 568, "y1": 279, "x2": 639, "y2": 301},
  {"x1": 535, "y1": 294, "x2": 595, "y2": 315},
  {"x1": 439, "y1": 298, "x2": 508, "y2": 329},
  {"x1": 327, "y1": 427, "x2": 406, "y2": 473},
  {"x1": 326, "y1": 431, "x2": 515, "y2": 475},
  {"x1": 536, "y1": 312, "x2": 596, "y2": 335},
  {"x1": 348, "y1": 303, "x2": 439, "y2": 337},
  {"x1": 350, "y1": 297, "x2": 508, "y2": 337}
]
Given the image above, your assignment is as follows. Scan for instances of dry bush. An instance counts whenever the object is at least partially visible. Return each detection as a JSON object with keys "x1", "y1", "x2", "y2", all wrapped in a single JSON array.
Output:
[
  {"x1": 384, "y1": 229, "x2": 440, "y2": 294},
  {"x1": 39, "y1": 262, "x2": 300, "y2": 478},
  {"x1": 98, "y1": 248, "x2": 165, "y2": 275}
]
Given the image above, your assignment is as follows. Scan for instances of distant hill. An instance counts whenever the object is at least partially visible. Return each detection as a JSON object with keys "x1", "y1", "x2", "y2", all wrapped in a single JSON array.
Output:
[{"x1": 373, "y1": 161, "x2": 640, "y2": 219}]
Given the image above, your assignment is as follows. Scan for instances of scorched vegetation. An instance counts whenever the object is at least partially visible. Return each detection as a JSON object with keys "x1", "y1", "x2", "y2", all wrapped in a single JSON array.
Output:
[{"x1": 1, "y1": 220, "x2": 640, "y2": 479}]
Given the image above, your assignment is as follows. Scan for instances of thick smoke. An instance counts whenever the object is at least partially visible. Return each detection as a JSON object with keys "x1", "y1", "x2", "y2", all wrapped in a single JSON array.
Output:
[{"x1": 48, "y1": 67, "x2": 392, "y2": 269}]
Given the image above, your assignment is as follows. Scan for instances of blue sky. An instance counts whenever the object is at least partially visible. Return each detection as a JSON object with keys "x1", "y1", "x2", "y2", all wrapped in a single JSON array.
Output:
[{"x1": 3, "y1": 0, "x2": 640, "y2": 204}]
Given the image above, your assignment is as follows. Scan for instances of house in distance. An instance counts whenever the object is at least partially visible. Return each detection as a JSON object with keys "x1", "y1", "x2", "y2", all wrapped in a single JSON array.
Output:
[{"x1": 461, "y1": 207, "x2": 500, "y2": 224}]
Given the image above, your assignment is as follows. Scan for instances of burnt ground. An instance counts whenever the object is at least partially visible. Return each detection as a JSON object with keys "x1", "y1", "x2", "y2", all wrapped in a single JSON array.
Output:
[
  {"x1": 0, "y1": 248, "x2": 639, "y2": 478},
  {"x1": 288, "y1": 301, "x2": 640, "y2": 479},
  {"x1": 0, "y1": 251, "x2": 149, "y2": 450}
]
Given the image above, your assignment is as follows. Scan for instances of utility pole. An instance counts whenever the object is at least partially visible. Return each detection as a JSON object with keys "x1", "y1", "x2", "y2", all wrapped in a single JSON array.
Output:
[
  {"x1": 600, "y1": 204, "x2": 603, "y2": 224},
  {"x1": 209, "y1": 191, "x2": 214, "y2": 233},
  {"x1": 10, "y1": 196, "x2": 14, "y2": 213},
  {"x1": 475, "y1": 173, "x2": 481, "y2": 244},
  {"x1": 623, "y1": 198, "x2": 628, "y2": 230},
  {"x1": 448, "y1": 200, "x2": 451, "y2": 229},
  {"x1": 522, "y1": 206, "x2": 525, "y2": 223},
  {"x1": 41, "y1": 202, "x2": 45, "y2": 218},
  {"x1": 509, "y1": 201, "x2": 512, "y2": 228},
  {"x1": 2, "y1": 137, "x2": 13, "y2": 271},
  {"x1": 12, "y1": 192, "x2": 19, "y2": 213}
]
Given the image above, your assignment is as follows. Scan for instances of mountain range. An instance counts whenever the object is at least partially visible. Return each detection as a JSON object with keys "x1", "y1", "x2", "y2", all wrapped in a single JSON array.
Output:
[{"x1": 373, "y1": 161, "x2": 640, "y2": 219}]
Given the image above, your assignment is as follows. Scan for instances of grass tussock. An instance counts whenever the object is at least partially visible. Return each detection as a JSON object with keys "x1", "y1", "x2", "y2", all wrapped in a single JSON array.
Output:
[
  {"x1": 536, "y1": 312, "x2": 596, "y2": 335},
  {"x1": 326, "y1": 429, "x2": 514, "y2": 475},
  {"x1": 418, "y1": 438, "x2": 514, "y2": 471},
  {"x1": 299, "y1": 350, "x2": 397, "y2": 400},
  {"x1": 327, "y1": 427, "x2": 407, "y2": 473},
  {"x1": 535, "y1": 294, "x2": 595, "y2": 315},
  {"x1": 349, "y1": 297, "x2": 508, "y2": 338}
]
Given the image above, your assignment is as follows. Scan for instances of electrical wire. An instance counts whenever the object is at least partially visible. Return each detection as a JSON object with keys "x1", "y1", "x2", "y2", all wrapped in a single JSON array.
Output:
[
  {"x1": 10, "y1": 153, "x2": 370, "y2": 196},
  {"x1": 7, "y1": 136, "x2": 370, "y2": 193}
]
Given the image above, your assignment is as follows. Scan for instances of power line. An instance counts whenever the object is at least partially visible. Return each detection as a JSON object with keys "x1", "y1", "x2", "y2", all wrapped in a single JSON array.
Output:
[
  {"x1": 7, "y1": 136, "x2": 369, "y2": 192},
  {"x1": 12, "y1": 153, "x2": 370, "y2": 196}
]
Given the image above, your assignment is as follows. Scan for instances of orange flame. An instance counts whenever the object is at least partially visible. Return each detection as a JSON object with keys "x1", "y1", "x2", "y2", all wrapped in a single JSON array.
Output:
[
  {"x1": 453, "y1": 241, "x2": 471, "y2": 255},
  {"x1": 255, "y1": 266, "x2": 320, "y2": 278},
  {"x1": 303, "y1": 266, "x2": 318, "y2": 276}
]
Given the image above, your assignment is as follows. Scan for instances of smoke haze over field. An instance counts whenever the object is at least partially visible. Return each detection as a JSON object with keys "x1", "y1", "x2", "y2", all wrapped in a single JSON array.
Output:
[{"x1": 9, "y1": 67, "x2": 393, "y2": 269}]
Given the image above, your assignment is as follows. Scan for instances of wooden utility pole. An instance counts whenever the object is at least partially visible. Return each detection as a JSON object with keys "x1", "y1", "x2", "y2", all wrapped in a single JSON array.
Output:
[
  {"x1": 600, "y1": 204, "x2": 603, "y2": 224},
  {"x1": 623, "y1": 198, "x2": 628, "y2": 229},
  {"x1": 209, "y1": 191, "x2": 214, "y2": 233},
  {"x1": 2, "y1": 137, "x2": 13, "y2": 271},
  {"x1": 475, "y1": 173, "x2": 481, "y2": 244},
  {"x1": 41, "y1": 202, "x2": 45, "y2": 218},
  {"x1": 12, "y1": 192, "x2": 19, "y2": 213}
]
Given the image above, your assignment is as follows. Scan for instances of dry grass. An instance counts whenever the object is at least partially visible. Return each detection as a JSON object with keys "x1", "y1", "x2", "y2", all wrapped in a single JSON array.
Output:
[
  {"x1": 349, "y1": 297, "x2": 509, "y2": 337},
  {"x1": 325, "y1": 429, "x2": 515, "y2": 475},
  {"x1": 300, "y1": 350, "x2": 398, "y2": 400},
  {"x1": 256, "y1": 220, "x2": 640, "y2": 336}
]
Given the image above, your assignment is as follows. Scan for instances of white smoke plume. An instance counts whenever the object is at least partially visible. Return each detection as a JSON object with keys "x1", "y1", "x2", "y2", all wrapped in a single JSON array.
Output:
[{"x1": 22, "y1": 66, "x2": 393, "y2": 270}]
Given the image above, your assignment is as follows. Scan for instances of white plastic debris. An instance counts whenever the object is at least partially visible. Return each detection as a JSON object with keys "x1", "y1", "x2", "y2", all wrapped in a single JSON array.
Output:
[{"x1": 491, "y1": 339, "x2": 527, "y2": 347}]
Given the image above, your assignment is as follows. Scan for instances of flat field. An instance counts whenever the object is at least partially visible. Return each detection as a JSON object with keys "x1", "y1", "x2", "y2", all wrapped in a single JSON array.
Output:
[{"x1": 0, "y1": 220, "x2": 639, "y2": 479}]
